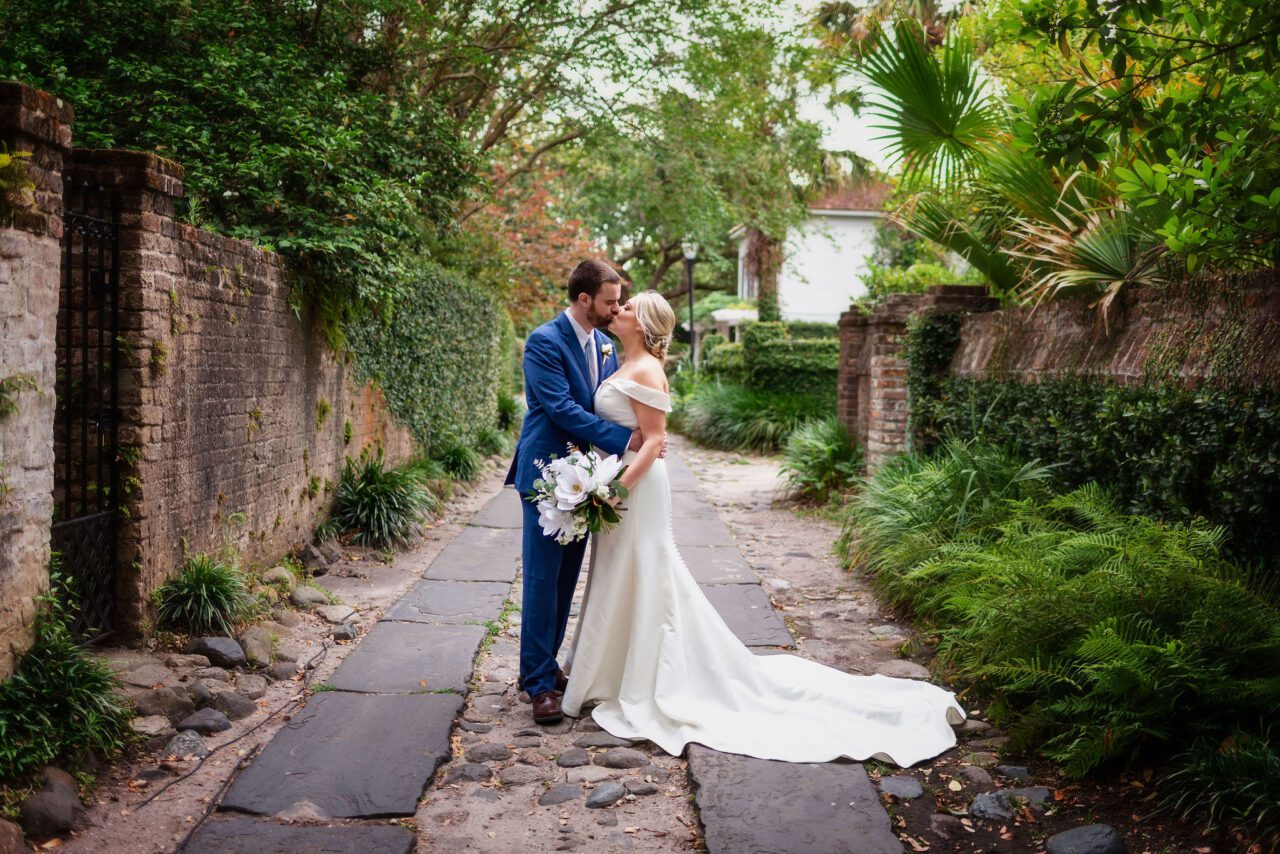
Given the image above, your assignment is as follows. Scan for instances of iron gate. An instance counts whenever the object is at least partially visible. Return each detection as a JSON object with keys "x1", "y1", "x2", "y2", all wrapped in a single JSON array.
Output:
[{"x1": 51, "y1": 179, "x2": 120, "y2": 639}]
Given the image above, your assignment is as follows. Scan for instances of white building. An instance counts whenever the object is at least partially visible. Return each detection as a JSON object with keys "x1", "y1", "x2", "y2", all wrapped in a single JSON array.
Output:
[{"x1": 734, "y1": 183, "x2": 888, "y2": 323}]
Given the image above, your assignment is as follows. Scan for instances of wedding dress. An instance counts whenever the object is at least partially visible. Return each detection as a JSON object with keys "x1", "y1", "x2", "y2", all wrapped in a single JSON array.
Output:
[{"x1": 560, "y1": 377, "x2": 966, "y2": 766}]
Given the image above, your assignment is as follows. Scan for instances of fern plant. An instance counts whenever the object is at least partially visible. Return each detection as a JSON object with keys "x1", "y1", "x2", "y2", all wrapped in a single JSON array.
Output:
[
  {"x1": 153, "y1": 554, "x2": 254, "y2": 635},
  {"x1": 781, "y1": 418, "x2": 862, "y2": 500}
]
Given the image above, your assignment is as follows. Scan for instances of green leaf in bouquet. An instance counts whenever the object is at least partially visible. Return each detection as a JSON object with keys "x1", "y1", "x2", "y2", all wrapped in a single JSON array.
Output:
[{"x1": 613, "y1": 482, "x2": 630, "y2": 500}]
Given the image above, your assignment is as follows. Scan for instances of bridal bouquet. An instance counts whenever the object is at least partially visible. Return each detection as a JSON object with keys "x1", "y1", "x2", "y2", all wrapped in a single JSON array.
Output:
[{"x1": 530, "y1": 446, "x2": 629, "y2": 544}]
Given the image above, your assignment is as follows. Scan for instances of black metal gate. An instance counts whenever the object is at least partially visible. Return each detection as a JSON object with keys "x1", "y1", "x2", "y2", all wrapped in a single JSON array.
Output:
[{"x1": 52, "y1": 180, "x2": 121, "y2": 639}]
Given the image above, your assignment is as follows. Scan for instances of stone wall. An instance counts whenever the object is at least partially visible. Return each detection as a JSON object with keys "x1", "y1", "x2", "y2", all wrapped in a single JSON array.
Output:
[
  {"x1": 65, "y1": 150, "x2": 413, "y2": 637},
  {"x1": 0, "y1": 83, "x2": 71, "y2": 677}
]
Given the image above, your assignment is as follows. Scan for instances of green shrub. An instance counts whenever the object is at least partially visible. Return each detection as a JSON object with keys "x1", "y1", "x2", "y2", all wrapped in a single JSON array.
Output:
[
  {"x1": 781, "y1": 418, "x2": 863, "y2": 500},
  {"x1": 860, "y1": 261, "x2": 982, "y2": 305},
  {"x1": 474, "y1": 425, "x2": 512, "y2": 457},
  {"x1": 434, "y1": 436, "x2": 482, "y2": 481},
  {"x1": 740, "y1": 321, "x2": 787, "y2": 349},
  {"x1": 843, "y1": 443, "x2": 1280, "y2": 838},
  {"x1": 677, "y1": 383, "x2": 829, "y2": 453},
  {"x1": 698, "y1": 332, "x2": 727, "y2": 361},
  {"x1": 324, "y1": 452, "x2": 437, "y2": 548},
  {"x1": 749, "y1": 338, "x2": 839, "y2": 402},
  {"x1": 703, "y1": 341, "x2": 746, "y2": 385},
  {"x1": 348, "y1": 263, "x2": 504, "y2": 451},
  {"x1": 0, "y1": 574, "x2": 132, "y2": 783},
  {"x1": 1162, "y1": 730, "x2": 1280, "y2": 844},
  {"x1": 783, "y1": 321, "x2": 839, "y2": 339},
  {"x1": 497, "y1": 391, "x2": 523, "y2": 433},
  {"x1": 154, "y1": 554, "x2": 254, "y2": 635}
]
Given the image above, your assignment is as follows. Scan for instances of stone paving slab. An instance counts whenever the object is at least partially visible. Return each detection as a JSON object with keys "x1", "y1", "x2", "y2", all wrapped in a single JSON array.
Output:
[
  {"x1": 186, "y1": 814, "x2": 416, "y2": 853},
  {"x1": 687, "y1": 746, "x2": 902, "y2": 854},
  {"x1": 383, "y1": 579, "x2": 509, "y2": 625},
  {"x1": 424, "y1": 525, "x2": 521, "y2": 583},
  {"x1": 221, "y1": 691, "x2": 462, "y2": 819},
  {"x1": 470, "y1": 488, "x2": 524, "y2": 528},
  {"x1": 699, "y1": 580, "x2": 794, "y2": 648},
  {"x1": 665, "y1": 456, "x2": 701, "y2": 493},
  {"x1": 673, "y1": 515, "x2": 738, "y2": 549},
  {"x1": 679, "y1": 545, "x2": 758, "y2": 585},
  {"x1": 328, "y1": 622, "x2": 486, "y2": 694}
]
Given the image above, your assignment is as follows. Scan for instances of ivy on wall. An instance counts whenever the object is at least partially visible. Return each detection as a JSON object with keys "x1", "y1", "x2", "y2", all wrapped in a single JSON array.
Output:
[{"x1": 347, "y1": 263, "x2": 504, "y2": 451}]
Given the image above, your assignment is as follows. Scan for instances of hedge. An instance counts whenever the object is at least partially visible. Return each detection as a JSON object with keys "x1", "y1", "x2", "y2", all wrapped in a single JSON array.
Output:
[
  {"x1": 348, "y1": 262, "x2": 503, "y2": 450},
  {"x1": 704, "y1": 341, "x2": 746, "y2": 385},
  {"x1": 783, "y1": 321, "x2": 839, "y2": 339},
  {"x1": 748, "y1": 339, "x2": 839, "y2": 403}
]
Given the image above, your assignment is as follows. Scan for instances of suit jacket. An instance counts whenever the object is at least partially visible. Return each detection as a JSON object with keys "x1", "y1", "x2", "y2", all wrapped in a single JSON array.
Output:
[{"x1": 505, "y1": 313, "x2": 632, "y2": 494}]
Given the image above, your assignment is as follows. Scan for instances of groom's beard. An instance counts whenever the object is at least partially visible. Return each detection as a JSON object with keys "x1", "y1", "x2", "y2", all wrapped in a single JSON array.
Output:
[{"x1": 587, "y1": 309, "x2": 615, "y2": 330}]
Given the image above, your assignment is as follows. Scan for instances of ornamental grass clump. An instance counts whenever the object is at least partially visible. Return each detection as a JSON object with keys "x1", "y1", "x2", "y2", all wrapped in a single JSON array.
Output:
[
  {"x1": 324, "y1": 453, "x2": 437, "y2": 548},
  {"x1": 781, "y1": 418, "x2": 863, "y2": 500},
  {"x1": 435, "y1": 436, "x2": 481, "y2": 481},
  {"x1": 154, "y1": 553, "x2": 254, "y2": 635},
  {"x1": 0, "y1": 574, "x2": 132, "y2": 782},
  {"x1": 677, "y1": 383, "x2": 828, "y2": 453},
  {"x1": 843, "y1": 441, "x2": 1280, "y2": 841},
  {"x1": 474, "y1": 425, "x2": 513, "y2": 457}
]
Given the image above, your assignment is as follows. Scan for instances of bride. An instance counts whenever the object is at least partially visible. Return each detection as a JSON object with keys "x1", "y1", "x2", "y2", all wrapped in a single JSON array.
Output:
[{"x1": 560, "y1": 290, "x2": 965, "y2": 767}]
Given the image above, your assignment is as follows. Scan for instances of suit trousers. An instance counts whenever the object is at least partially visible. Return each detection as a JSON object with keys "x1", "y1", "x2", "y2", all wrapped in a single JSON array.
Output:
[{"x1": 519, "y1": 496, "x2": 589, "y2": 697}]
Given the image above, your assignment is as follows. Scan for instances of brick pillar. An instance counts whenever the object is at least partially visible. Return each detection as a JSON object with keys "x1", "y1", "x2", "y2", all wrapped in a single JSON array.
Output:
[
  {"x1": 837, "y1": 310, "x2": 867, "y2": 446},
  {"x1": 864, "y1": 294, "x2": 920, "y2": 467},
  {"x1": 0, "y1": 82, "x2": 73, "y2": 677},
  {"x1": 65, "y1": 150, "x2": 185, "y2": 639}
]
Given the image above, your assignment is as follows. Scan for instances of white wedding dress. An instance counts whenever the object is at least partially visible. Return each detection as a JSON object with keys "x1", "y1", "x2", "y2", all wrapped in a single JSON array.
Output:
[{"x1": 561, "y1": 377, "x2": 966, "y2": 766}]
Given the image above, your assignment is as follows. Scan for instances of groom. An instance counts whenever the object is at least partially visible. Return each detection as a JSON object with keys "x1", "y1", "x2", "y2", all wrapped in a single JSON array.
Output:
[{"x1": 505, "y1": 259, "x2": 641, "y2": 725}]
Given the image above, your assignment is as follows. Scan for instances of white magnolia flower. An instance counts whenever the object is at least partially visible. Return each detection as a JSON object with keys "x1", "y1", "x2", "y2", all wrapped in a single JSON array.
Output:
[
  {"x1": 538, "y1": 503, "x2": 570, "y2": 539},
  {"x1": 554, "y1": 464, "x2": 591, "y2": 510},
  {"x1": 593, "y1": 454, "x2": 623, "y2": 488}
]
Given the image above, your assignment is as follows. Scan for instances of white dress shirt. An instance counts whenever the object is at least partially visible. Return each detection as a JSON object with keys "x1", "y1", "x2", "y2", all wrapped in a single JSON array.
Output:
[{"x1": 564, "y1": 309, "x2": 598, "y2": 388}]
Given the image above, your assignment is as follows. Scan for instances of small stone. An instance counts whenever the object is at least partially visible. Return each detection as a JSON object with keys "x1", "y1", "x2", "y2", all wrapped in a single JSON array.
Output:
[
  {"x1": 185, "y1": 680, "x2": 215, "y2": 709},
  {"x1": 238, "y1": 627, "x2": 274, "y2": 668},
  {"x1": 514, "y1": 728, "x2": 544, "y2": 737},
  {"x1": 576, "y1": 719, "x2": 603, "y2": 733},
  {"x1": 459, "y1": 721, "x2": 492, "y2": 734},
  {"x1": 262, "y1": 566, "x2": 296, "y2": 592},
  {"x1": 1046, "y1": 824, "x2": 1126, "y2": 854},
  {"x1": 0, "y1": 817, "x2": 26, "y2": 853},
  {"x1": 330, "y1": 624, "x2": 357, "y2": 641},
  {"x1": 274, "y1": 799, "x2": 329, "y2": 823},
  {"x1": 39, "y1": 768, "x2": 77, "y2": 797},
  {"x1": 266, "y1": 662, "x2": 300, "y2": 681},
  {"x1": 177, "y1": 708, "x2": 232, "y2": 735},
  {"x1": 870, "y1": 625, "x2": 904, "y2": 638},
  {"x1": 565, "y1": 766, "x2": 619, "y2": 784},
  {"x1": 958, "y1": 719, "x2": 992, "y2": 735},
  {"x1": 119, "y1": 663, "x2": 173, "y2": 688},
  {"x1": 443, "y1": 763, "x2": 492, "y2": 784},
  {"x1": 585, "y1": 782, "x2": 626, "y2": 808},
  {"x1": 316, "y1": 604, "x2": 355, "y2": 624},
  {"x1": 478, "y1": 682, "x2": 507, "y2": 696},
  {"x1": 962, "y1": 751, "x2": 1000, "y2": 768},
  {"x1": 996, "y1": 764, "x2": 1033, "y2": 782},
  {"x1": 879, "y1": 775, "x2": 923, "y2": 799},
  {"x1": 968, "y1": 736, "x2": 1011, "y2": 751},
  {"x1": 513, "y1": 736, "x2": 541, "y2": 748},
  {"x1": 968, "y1": 787, "x2": 1052, "y2": 821},
  {"x1": 235, "y1": 674, "x2": 268, "y2": 700},
  {"x1": 958, "y1": 766, "x2": 993, "y2": 788},
  {"x1": 873, "y1": 660, "x2": 930, "y2": 679},
  {"x1": 596, "y1": 813, "x2": 618, "y2": 827},
  {"x1": 574, "y1": 732, "x2": 631, "y2": 749},
  {"x1": 556, "y1": 747, "x2": 591, "y2": 768},
  {"x1": 129, "y1": 715, "x2": 175, "y2": 738},
  {"x1": 594, "y1": 748, "x2": 648, "y2": 769},
  {"x1": 20, "y1": 788, "x2": 82, "y2": 838},
  {"x1": 163, "y1": 731, "x2": 209, "y2": 760},
  {"x1": 185, "y1": 637, "x2": 247, "y2": 669},
  {"x1": 212, "y1": 691, "x2": 258, "y2": 721},
  {"x1": 317, "y1": 541, "x2": 343, "y2": 564},
  {"x1": 498, "y1": 765, "x2": 552, "y2": 786},
  {"x1": 134, "y1": 687, "x2": 195, "y2": 723},
  {"x1": 539, "y1": 784, "x2": 583, "y2": 806},
  {"x1": 300, "y1": 544, "x2": 328, "y2": 574},
  {"x1": 929, "y1": 814, "x2": 963, "y2": 841},
  {"x1": 133, "y1": 767, "x2": 170, "y2": 785},
  {"x1": 163, "y1": 653, "x2": 210, "y2": 669},
  {"x1": 464, "y1": 743, "x2": 513, "y2": 763},
  {"x1": 275, "y1": 608, "x2": 302, "y2": 628},
  {"x1": 195, "y1": 666, "x2": 232, "y2": 682},
  {"x1": 623, "y1": 780, "x2": 659, "y2": 796},
  {"x1": 290, "y1": 586, "x2": 329, "y2": 608}
]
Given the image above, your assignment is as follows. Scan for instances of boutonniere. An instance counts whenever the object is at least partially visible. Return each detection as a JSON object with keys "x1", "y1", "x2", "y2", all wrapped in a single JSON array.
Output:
[{"x1": 600, "y1": 341, "x2": 614, "y2": 359}]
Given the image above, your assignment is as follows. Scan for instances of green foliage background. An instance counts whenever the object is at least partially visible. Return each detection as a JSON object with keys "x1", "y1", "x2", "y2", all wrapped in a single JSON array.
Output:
[{"x1": 347, "y1": 263, "x2": 504, "y2": 451}]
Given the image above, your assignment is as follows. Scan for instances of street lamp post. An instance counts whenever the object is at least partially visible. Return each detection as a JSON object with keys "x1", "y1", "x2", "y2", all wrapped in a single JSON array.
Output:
[{"x1": 682, "y1": 241, "x2": 698, "y2": 371}]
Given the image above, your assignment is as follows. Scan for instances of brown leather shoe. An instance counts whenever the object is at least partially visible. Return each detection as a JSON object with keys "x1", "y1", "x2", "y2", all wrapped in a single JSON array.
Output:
[
  {"x1": 531, "y1": 690, "x2": 563, "y2": 725},
  {"x1": 518, "y1": 668, "x2": 568, "y2": 694}
]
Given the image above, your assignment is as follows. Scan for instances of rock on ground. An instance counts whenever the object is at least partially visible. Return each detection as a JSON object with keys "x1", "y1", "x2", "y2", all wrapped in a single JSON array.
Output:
[
  {"x1": 593, "y1": 748, "x2": 649, "y2": 769},
  {"x1": 213, "y1": 691, "x2": 259, "y2": 721},
  {"x1": 0, "y1": 817, "x2": 27, "y2": 853},
  {"x1": 20, "y1": 788, "x2": 82, "y2": 838},
  {"x1": 164, "y1": 731, "x2": 210, "y2": 760},
  {"x1": 538, "y1": 784, "x2": 583, "y2": 806},
  {"x1": 235, "y1": 674, "x2": 268, "y2": 700},
  {"x1": 129, "y1": 716, "x2": 175, "y2": 738},
  {"x1": 1047, "y1": 824, "x2": 1127, "y2": 854},
  {"x1": 585, "y1": 782, "x2": 626, "y2": 808},
  {"x1": 290, "y1": 586, "x2": 329, "y2": 608},
  {"x1": 879, "y1": 775, "x2": 923, "y2": 799},
  {"x1": 239, "y1": 627, "x2": 274, "y2": 668},
  {"x1": 134, "y1": 687, "x2": 195, "y2": 723},
  {"x1": 555, "y1": 747, "x2": 590, "y2": 768},
  {"x1": 185, "y1": 638, "x2": 246, "y2": 669},
  {"x1": 177, "y1": 708, "x2": 232, "y2": 735},
  {"x1": 969, "y1": 787, "x2": 1053, "y2": 821},
  {"x1": 262, "y1": 566, "x2": 296, "y2": 591}
]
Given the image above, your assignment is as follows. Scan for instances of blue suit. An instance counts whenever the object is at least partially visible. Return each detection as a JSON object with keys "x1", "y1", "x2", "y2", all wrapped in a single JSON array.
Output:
[{"x1": 505, "y1": 313, "x2": 631, "y2": 697}]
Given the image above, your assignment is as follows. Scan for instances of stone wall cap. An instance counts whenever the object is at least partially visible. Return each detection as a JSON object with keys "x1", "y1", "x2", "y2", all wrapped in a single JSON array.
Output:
[
  {"x1": 68, "y1": 149, "x2": 185, "y2": 198},
  {"x1": 925, "y1": 284, "x2": 989, "y2": 297},
  {"x1": 0, "y1": 80, "x2": 73, "y2": 150}
]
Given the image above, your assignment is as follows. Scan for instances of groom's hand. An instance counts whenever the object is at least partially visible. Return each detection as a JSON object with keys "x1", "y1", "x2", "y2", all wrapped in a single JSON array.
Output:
[
  {"x1": 658, "y1": 435, "x2": 669, "y2": 459},
  {"x1": 627, "y1": 430, "x2": 643, "y2": 452}
]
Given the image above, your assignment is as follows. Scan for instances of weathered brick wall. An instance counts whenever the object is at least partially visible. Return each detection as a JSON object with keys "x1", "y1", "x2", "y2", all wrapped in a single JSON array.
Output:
[
  {"x1": 66, "y1": 150, "x2": 414, "y2": 638},
  {"x1": 0, "y1": 84, "x2": 71, "y2": 676}
]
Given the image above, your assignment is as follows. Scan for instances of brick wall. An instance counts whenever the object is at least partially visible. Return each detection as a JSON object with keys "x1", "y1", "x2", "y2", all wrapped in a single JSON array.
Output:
[
  {"x1": 65, "y1": 150, "x2": 413, "y2": 637},
  {"x1": 0, "y1": 84, "x2": 71, "y2": 676}
]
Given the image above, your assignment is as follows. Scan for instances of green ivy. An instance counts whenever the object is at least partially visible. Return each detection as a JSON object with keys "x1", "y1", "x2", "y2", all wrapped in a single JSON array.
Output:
[
  {"x1": 0, "y1": 148, "x2": 34, "y2": 227},
  {"x1": 904, "y1": 312, "x2": 962, "y2": 453},
  {"x1": 347, "y1": 263, "x2": 503, "y2": 451}
]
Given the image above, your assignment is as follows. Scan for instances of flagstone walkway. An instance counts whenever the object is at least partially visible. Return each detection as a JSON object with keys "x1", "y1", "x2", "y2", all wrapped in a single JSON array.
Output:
[{"x1": 186, "y1": 452, "x2": 903, "y2": 852}]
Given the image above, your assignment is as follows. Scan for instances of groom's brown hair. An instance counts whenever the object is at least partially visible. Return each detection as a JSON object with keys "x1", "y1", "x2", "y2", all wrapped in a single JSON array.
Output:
[{"x1": 568, "y1": 259, "x2": 622, "y2": 301}]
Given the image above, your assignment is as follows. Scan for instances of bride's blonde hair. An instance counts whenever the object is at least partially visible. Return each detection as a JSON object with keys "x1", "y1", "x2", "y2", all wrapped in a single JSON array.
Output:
[{"x1": 629, "y1": 290, "x2": 676, "y2": 360}]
